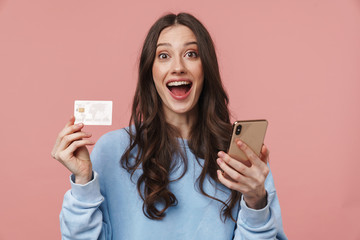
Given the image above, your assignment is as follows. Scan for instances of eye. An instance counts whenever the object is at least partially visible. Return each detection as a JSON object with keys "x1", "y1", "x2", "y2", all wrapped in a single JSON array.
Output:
[
  {"x1": 186, "y1": 51, "x2": 198, "y2": 58},
  {"x1": 158, "y1": 53, "x2": 169, "y2": 59}
]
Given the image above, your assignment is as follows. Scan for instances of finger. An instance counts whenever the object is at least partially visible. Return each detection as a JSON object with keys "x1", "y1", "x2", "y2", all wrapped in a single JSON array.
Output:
[
  {"x1": 53, "y1": 116, "x2": 81, "y2": 149},
  {"x1": 57, "y1": 123, "x2": 85, "y2": 144},
  {"x1": 236, "y1": 140, "x2": 264, "y2": 167},
  {"x1": 59, "y1": 139, "x2": 95, "y2": 161},
  {"x1": 52, "y1": 116, "x2": 75, "y2": 158},
  {"x1": 218, "y1": 151, "x2": 250, "y2": 176},
  {"x1": 52, "y1": 122, "x2": 85, "y2": 156},
  {"x1": 260, "y1": 144, "x2": 270, "y2": 164},
  {"x1": 57, "y1": 131, "x2": 92, "y2": 153},
  {"x1": 217, "y1": 170, "x2": 248, "y2": 193},
  {"x1": 217, "y1": 158, "x2": 248, "y2": 182},
  {"x1": 65, "y1": 115, "x2": 75, "y2": 128}
]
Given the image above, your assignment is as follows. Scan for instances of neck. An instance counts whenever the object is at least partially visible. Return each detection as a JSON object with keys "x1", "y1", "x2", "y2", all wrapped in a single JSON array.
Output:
[{"x1": 163, "y1": 106, "x2": 198, "y2": 140}]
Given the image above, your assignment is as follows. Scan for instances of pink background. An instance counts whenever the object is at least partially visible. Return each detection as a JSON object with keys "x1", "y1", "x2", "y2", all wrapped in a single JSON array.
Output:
[{"x1": 0, "y1": 0, "x2": 359, "y2": 239}]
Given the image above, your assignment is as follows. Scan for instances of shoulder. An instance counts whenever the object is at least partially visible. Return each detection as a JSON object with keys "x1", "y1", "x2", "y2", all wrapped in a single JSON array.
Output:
[
  {"x1": 95, "y1": 127, "x2": 131, "y2": 150},
  {"x1": 90, "y1": 127, "x2": 132, "y2": 167},
  {"x1": 90, "y1": 127, "x2": 136, "y2": 180}
]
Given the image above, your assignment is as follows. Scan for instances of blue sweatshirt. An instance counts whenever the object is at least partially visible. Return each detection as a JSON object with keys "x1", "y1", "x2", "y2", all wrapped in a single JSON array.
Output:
[{"x1": 60, "y1": 128, "x2": 287, "y2": 239}]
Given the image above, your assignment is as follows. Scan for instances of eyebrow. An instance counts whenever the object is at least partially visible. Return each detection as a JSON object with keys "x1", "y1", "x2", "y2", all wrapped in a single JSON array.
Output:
[{"x1": 156, "y1": 41, "x2": 198, "y2": 48}]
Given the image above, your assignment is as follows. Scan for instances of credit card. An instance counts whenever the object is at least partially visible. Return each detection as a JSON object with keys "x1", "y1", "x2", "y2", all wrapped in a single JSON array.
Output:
[{"x1": 74, "y1": 100, "x2": 112, "y2": 125}]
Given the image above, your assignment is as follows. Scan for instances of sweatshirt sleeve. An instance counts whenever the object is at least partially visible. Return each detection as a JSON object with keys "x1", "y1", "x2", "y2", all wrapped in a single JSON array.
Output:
[
  {"x1": 60, "y1": 172, "x2": 111, "y2": 240},
  {"x1": 59, "y1": 131, "x2": 119, "y2": 240},
  {"x1": 233, "y1": 166, "x2": 288, "y2": 240}
]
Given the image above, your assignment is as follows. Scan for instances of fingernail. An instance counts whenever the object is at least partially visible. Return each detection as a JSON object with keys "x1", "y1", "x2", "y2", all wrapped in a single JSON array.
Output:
[
  {"x1": 217, "y1": 158, "x2": 223, "y2": 165},
  {"x1": 237, "y1": 140, "x2": 243, "y2": 146},
  {"x1": 218, "y1": 151, "x2": 225, "y2": 157},
  {"x1": 77, "y1": 123, "x2": 83, "y2": 127}
]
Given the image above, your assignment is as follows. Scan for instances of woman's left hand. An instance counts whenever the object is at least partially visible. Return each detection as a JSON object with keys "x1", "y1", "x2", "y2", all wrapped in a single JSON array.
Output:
[{"x1": 217, "y1": 140, "x2": 270, "y2": 209}]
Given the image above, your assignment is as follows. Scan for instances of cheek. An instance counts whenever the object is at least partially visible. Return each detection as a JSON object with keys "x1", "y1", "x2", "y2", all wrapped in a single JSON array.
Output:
[
  {"x1": 152, "y1": 64, "x2": 165, "y2": 94},
  {"x1": 196, "y1": 64, "x2": 204, "y2": 92},
  {"x1": 192, "y1": 62, "x2": 203, "y2": 79},
  {"x1": 152, "y1": 62, "x2": 167, "y2": 76},
  {"x1": 152, "y1": 63, "x2": 159, "y2": 81}
]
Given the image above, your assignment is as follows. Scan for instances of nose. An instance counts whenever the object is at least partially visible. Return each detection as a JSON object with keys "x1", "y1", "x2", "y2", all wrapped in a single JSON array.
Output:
[{"x1": 171, "y1": 56, "x2": 186, "y2": 75}]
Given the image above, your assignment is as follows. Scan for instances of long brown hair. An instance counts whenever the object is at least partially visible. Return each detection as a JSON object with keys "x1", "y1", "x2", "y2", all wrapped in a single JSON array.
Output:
[{"x1": 121, "y1": 12, "x2": 241, "y2": 221}]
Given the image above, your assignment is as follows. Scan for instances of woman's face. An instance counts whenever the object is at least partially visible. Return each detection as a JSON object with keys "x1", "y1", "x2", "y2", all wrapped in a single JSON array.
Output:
[{"x1": 152, "y1": 24, "x2": 204, "y2": 118}]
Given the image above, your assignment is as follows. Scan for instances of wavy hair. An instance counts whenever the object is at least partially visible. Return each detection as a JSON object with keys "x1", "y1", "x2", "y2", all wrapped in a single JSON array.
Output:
[{"x1": 121, "y1": 12, "x2": 241, "y2": 221}]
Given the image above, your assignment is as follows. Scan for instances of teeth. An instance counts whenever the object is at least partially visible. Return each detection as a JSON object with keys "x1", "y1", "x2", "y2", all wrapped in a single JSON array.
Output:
[{"x1": 167, "y1": 81, "x2": 191, "y2": 87}]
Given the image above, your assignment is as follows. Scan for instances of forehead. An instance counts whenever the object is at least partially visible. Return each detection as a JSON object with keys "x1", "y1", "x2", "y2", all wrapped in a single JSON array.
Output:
[{"x1": 157, "y1": 25, "x2": 197, "y2": 44}]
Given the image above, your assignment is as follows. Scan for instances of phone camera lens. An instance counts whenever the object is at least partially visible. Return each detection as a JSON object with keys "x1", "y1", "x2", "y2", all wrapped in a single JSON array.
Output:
[{"x1": 235, "y1": 125, "x2": 242, "y2": 135}]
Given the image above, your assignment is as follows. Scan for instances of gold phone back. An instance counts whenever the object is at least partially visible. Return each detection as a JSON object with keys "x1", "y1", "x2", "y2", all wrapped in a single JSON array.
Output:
[{"x1": 228, "y1": 120, "x2": 268, "y2": 166}]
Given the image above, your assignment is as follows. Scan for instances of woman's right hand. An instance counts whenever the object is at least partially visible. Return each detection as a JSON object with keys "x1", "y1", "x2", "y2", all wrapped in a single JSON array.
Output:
[{"x1": 51, "y1": 116, "x2": 95, "y2": 184}]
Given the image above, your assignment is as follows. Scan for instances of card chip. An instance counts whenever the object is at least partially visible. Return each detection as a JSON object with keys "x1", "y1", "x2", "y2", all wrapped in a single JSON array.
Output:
[{"x1": 78, "y1": 107, "x2": 85, "y2": 113}]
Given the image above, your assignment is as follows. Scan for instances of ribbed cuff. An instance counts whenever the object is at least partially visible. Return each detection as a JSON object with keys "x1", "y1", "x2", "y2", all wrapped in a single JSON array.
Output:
[
  {"x1": 239, "y1": 191, "x2": 274, "y2": 228},
  {"x1": 70, "y1": 171, "x2": 103, "y2": 203}
]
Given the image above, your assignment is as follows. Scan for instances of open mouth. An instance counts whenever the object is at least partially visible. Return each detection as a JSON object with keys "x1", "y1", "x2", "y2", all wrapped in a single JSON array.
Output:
[{"x1": 166, "y1": 81, "x2": 192, "y2": 96}]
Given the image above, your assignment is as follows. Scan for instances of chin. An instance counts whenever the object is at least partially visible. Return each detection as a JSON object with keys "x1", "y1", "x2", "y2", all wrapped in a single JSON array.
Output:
[{"x1": 170, "y1": 103, "x2": 197, "y2": 115}]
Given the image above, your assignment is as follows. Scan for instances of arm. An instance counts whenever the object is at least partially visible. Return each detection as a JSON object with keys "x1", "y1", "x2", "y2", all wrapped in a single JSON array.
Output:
[
  {"x1": 60, "y1": 172, "x2": 111, "y2": 240},
  {"x1": 52, "y1": 116, "x2": 112, "y2": 239},
  {"x1": 233, "y1": 169, "x2": 287, "y2": 240},
  {"x1": 217, "y1": 140, "x2": 287, "y2": 239}
]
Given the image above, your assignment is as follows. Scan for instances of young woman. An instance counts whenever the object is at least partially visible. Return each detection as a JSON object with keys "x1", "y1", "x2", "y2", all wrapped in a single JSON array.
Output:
[{"x1": 52, "y1": 13, "x2": 287, "y2": 240}]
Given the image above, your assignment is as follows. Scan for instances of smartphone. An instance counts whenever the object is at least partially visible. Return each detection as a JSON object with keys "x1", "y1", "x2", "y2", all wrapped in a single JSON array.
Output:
[{"x1": 227, "y1": 120, "x2": 268, "y2": 167}]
